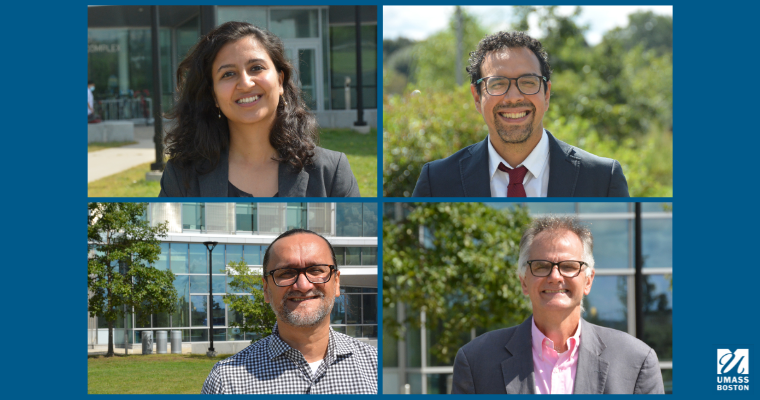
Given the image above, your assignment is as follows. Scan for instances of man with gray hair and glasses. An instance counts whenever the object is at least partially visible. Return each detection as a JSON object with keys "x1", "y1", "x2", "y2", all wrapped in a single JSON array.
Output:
[
  {"x1": 452, "y1": 216, "x2": 663, "y2": 394},
  {"x1": 412, "y1": 31, "x2": 629, "y2": 197},
  {"x1": 202, "y1": 228, "x2": 377, "y2": 394}
]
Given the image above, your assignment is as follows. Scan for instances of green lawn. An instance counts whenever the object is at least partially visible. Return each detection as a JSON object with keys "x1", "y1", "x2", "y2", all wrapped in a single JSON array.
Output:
[
  {"x1": 88, "y1": 141, "x2": 137, "y2": 152},
  {"x1": 87, "y1": 128, "x2": 377, "y2": 197},
  {"x1": 88, "y1": 353, "x2": 231, "y2": 394}
]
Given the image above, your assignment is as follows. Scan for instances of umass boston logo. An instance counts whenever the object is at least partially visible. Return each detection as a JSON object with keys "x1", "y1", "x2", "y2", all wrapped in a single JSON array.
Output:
[{"x1": 717, "y1": 349, "x2": 749, "y2": 391}]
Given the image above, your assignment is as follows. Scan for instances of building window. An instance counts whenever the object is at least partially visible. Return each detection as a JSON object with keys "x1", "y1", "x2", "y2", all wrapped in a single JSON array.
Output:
[
  {"x1": 331, "y1": 286, "x2": 377, "y2": 338},
  {"x1": 236, "y1": 203, "x2": 257, "y2": 233},
  {"x1": 182, "y1": 203, "x2": 204, "y2": 230},
  {"x1": 286, "y1": 203, "x2": 308, "y2": 230}
]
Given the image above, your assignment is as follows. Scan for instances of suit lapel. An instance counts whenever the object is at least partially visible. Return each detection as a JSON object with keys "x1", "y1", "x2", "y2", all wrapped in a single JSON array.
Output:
[
  {"x1": 278, "y1": 163, "x2": 309, "y2": 197},
  {"x1": 198, "y1": 150, "x2": 230, "y2": 197},
  {"x1": 573, "y1": 319, "x2": 610, "y2": 394},
  {"x1": 546, "y1": 131, "x2": 581, "y2": 197},
  {"x1": 502, "y1": 317, "x2": 536, "y2": 394},
  {"x1": 459, "y1": 138, "x2": 492, "y2": 197}
]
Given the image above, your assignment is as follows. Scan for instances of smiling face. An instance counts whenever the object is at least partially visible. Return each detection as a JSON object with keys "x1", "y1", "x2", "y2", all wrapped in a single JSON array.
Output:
[
  {"x1": 263, "y1": 233, "x2": 340, "y2": 328},
  {"x1": 212, "y1": 36, "x2": 284, "y2": 133},
  {"x1": 471, "y1": 46, "x2": 551, "y2": 146},
  {"x1": 520, "y1": 229, "x2": 594, "y2": 317}
]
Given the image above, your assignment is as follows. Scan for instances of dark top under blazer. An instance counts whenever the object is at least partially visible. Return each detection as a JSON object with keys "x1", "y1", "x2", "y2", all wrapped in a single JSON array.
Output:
[
  {"x1": 411, "y1": 131, "x2": 629, "y2": 197},
  {"x1": 159, "y1": 147, "x2": 360, "y2": 197},
  {"x1": 451, "y1": 317, "x2": 664, "y2": 394}
]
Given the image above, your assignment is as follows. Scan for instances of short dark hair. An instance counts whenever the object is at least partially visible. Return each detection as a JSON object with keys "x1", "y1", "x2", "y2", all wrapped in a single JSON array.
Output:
[
  {"x1": 262, "y1": 228, "x2": 337, "y2": 274},
  {"x1": 467, "y1": 31, "x2": 552, "y2": 95},
  {"x1": 165, "y1": 21, "x2": 317, "y2": 184},
  {"x1": 88, "y1": 80, "x2": 94, "y2": 85}
]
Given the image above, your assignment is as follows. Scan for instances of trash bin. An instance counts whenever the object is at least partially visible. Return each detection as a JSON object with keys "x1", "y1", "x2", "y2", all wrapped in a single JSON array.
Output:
[
  {"x1": 156, "y1": 331, "x2": 167, "y2": 354},
  {"x1": 141, "y1": 331, "x2": 153, "y2": 355},
  {"x1": 171, "y1": 330, "x2": 182, "y2": 354}
]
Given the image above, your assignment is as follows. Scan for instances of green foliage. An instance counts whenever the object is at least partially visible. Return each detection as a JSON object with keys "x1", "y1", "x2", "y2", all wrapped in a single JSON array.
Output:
[
  {"x1": 412, "y1": 8, "x2": 489, "y2": 90},
  {"x1": 88, "y1": 203, "x2": 177, "y2": 357},
  {"x1": 223, "y1": 259, "x2": 277, "y2": 341},
  {"x1": 383, "y1": 203, "x2": 534, "y2": 364},
  {"x1": 383, "y1": 7, "x2": 672, "y2": 197}
]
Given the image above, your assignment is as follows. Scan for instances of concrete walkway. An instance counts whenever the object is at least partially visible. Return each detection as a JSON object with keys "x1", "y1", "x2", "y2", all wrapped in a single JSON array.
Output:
[{"x1": 88, "y1": 125, "x2": 163, "y2": 183}]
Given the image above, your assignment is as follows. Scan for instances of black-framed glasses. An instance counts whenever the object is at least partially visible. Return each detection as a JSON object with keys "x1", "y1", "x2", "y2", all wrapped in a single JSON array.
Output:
[
  {"x1": 527, "y1": 260, "x2": 587, "y2": 277},
  {"x1": 475, "y1": 75, "x2": 547, "y2": 96},
  {"x1": 265, "y1": 265, "x2": 336, "y2": 287}
]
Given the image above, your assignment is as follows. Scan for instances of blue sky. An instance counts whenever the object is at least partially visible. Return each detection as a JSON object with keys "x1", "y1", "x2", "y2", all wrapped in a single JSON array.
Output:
[{"x1": 383, "y1": 6, "x2": 673, "y2": 46}]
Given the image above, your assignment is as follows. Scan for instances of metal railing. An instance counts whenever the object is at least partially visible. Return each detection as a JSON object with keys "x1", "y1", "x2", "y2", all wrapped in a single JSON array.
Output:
[{"x1": 97, "y1": 98, "x2": 154, "y2": 122}]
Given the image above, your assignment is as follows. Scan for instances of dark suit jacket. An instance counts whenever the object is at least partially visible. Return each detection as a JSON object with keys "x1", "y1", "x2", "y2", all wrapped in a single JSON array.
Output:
[
  {"x1": 412, "y1": 132, "x2": 629, "y2": 197},
  {"x1": 159, "y1": 147, "x2": 360, "y2": 197},
  {"x1": 452, "y1": 317, "x2": 664, "y2": 394}
]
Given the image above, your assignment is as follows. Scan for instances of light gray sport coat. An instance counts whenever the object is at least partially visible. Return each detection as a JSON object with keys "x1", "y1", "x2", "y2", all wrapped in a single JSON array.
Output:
[
  {"x1": 412, "y1": 131, "x2": 629, "y2": 197},
  {"x1": 158, "y1": 147, "x2": 360, "y2": 197},
  {"x1": 452, "y1": 317, "x2": 664, "y2": 394}
]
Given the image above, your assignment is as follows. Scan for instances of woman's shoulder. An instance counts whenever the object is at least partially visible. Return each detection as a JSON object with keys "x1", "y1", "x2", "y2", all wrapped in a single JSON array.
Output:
[
  {"x1": 304, "y1": 146, "x2": 360, "y2": 197},
  {"x1": 311, "y1": 146, "x2": 347, "y2": 166}
]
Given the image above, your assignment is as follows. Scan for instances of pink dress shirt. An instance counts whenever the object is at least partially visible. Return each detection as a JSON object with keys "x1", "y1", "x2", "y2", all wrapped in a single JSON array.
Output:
[{"x1": 531, "y1": 317, "x2": 582, "y2": 394}]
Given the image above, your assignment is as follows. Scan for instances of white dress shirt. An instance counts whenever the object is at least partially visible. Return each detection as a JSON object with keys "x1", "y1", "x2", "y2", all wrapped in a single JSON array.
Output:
[{"x1": 488, "y1": 129, "x2": 550, "y2": 197}]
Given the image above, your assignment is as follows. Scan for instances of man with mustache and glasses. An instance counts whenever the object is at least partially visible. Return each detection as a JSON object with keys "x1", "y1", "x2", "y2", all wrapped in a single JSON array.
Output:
[
  {"x1": 201, "y1": 229, "x2": 377, "y2": 394},
  {"x1": 452, "y1": 216, "x2": 663, "y2": 394},
  {"x1": 412, "y1": 32, "x2": 629, "y2": 197}
]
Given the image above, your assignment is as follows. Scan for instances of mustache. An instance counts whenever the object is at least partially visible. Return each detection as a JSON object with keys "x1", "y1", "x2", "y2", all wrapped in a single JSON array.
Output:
[
  {"x1": 284, "y1": 290, "x2": 325, "y2": 299},
  {"x1": 493, "y1": 102, "x2": 536, "y2": 112}
]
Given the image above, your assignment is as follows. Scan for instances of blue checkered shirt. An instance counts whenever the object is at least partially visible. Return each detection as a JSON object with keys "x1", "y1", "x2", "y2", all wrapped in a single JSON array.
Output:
[{"x1": 201, "y1": 323, "x2": 377, "y2": 394}]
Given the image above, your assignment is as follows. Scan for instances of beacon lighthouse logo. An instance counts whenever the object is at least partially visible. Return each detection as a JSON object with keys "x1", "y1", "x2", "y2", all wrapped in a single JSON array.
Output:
[{"x1": 717, "y1": 349, "x2": 749, "y2": 391}]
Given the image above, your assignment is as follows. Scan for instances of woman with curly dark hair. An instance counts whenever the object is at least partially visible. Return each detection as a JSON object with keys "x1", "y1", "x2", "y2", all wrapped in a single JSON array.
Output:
[{"x1": 159, "y1": 21, "x2": 360, "y2": 197}]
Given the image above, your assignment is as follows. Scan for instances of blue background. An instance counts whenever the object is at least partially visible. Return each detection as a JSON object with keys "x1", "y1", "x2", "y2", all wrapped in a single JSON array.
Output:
[{"x1": 6, "y1": 0, "x2": 756, "y2": 398}]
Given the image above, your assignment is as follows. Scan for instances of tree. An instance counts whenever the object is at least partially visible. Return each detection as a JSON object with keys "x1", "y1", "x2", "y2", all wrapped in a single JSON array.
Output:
[
  {"x1": 88, "y1": 203, "x2": 177, "y2": 357},
  {"x1": 223, "y1": 259, "x2": 277, "y2": 341},
  {"x1": 383, "y1": 203, "x2": 533, "y2": 364}
]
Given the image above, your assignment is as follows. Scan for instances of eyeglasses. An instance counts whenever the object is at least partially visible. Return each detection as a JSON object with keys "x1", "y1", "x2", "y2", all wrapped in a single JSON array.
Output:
[
  {"x1": 475, "y1": 75, "x2": 547, "y2": 96},
  {"x1": 265, "y1": 265, "x2": 336, "y2": 287},
  {"x1": 526, "y1": 260, "x2": 587, "y2": 278}
]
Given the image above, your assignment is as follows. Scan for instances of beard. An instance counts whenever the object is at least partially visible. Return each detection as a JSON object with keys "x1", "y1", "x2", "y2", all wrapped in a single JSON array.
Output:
[
  {"x1": 492, "y1": 102, "x2": 537, "y2": 144},
  {"x1": 270, "y1": 288, "x2": 334, "y2": 327}
]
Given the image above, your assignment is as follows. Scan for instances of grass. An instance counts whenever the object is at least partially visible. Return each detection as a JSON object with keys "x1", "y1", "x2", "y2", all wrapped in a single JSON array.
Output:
[
  {"x1": 319, "y1": 128, "x2": 377, "y2": 197},
  {"x1": 88, "y1": 141, "x2": 138, "y2": 152},
  {"x1": 88, "y1": 162, "x2": 161, "y2": 197},
  {"x1": 87, "y1": 128, "x2": 377, "y2": 197},
  {"x1": 88, "y1": 353, "x2": 232, "y2": 394}
]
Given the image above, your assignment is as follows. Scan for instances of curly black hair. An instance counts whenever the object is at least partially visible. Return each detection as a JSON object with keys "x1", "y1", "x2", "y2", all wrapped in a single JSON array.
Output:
[
  {"x1": 164, "y1": 21, "x2": 317, "y2": 179},
  {"x1": 467, "y1": 31, "x2": 552, "y2": 95}
]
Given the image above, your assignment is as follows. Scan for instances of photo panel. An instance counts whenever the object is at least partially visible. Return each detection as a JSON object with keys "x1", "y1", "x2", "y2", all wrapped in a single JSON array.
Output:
[
  {"x1": 382, "y1": 202, "x2": 672, "y2": 394},
  {"x1": 88, "y1": 5, "x2": 378, "y2": 198},
  {"x1": 88, "y1": 201, "x2": 379, "y2": 394}
]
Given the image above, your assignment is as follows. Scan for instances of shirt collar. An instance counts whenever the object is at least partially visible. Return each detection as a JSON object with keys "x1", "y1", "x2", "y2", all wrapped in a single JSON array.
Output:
[
  {"x1": 530, "y1": 316, "x2": 582, "y2": 361},
  {"x1": 487, "y1": 129, "x2": 549, "y2": 180},
  {"x1": 267, "y1": 322, "x2": 354, "y2": 364}
]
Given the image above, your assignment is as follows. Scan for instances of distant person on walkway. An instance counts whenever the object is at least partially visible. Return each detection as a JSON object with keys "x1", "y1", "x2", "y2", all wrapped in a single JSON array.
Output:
[
  {"x1": 88, "y1": 80, "x2": 101, "y2": 123},
  {"x1": 201, "y1": 229, "x2": 377, "y2": 394},
  {"x1": 412, "y1": 32, "x2": 629, "y2": 197},
  {"x1": 160, "y1": 21, "x2": 360, "y2": 197},
  {"x1": 452, "y1": 216, "x2": 663, "y2": 394}
]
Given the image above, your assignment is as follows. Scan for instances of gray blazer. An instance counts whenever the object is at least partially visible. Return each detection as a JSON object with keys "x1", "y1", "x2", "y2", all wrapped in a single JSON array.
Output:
[
  {"x1": 412, "y1": 131, "x2": 629, "y2": 197},
  {"x1": 452, "y1": 317, "x2": 664, "y2": 394},
  {"x1": 159, "y1": 147, "x2": 360, "y2": 197}
]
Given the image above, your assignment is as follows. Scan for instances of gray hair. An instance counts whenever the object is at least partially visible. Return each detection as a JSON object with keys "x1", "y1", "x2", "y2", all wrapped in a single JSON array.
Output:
[{"x1": 517, "y1": 215, "x2": 595, "y2": 279}]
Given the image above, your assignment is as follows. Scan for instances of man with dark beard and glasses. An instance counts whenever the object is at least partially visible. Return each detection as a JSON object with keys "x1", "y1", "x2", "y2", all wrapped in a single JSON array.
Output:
[
  {"x1": 411, "y1": 32, "x2": 629, "y2": 197},
  {"x1": 201, "y1": 229, "x2": 377, "y2": 394}
]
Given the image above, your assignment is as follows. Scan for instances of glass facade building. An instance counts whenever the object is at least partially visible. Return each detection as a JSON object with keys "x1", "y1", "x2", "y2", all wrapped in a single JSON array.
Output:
[
  {"x1": 87, "y1": 5, "x2": 377, "y2": 121},
  {"x1": 88, "y1": 202, "x2": 379, "y2": 351},
  {"x1": 383, "y1": 202, "x2": 673, "y2": 394}
]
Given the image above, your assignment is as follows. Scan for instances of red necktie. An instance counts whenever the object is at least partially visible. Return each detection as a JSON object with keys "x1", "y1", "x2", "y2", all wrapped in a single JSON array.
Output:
[{"x1": 498, "y1": 163, "x2": 528, "y2": 197}]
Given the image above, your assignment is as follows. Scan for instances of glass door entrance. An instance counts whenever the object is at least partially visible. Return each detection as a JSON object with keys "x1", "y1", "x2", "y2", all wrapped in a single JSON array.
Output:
[{"x1": 284, "y1": 41, "x2": 322, "y2": 111}]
